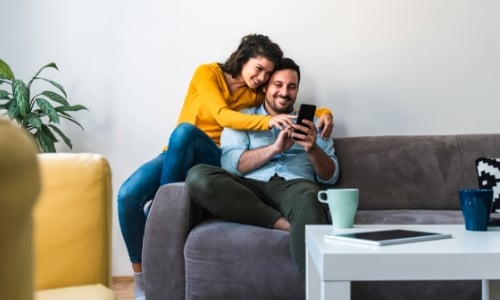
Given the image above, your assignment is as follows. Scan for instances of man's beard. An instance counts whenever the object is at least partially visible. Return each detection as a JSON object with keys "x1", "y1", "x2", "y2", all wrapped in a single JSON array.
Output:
[{"x1": 267, "y1": 96, "x2": 294, "y2": 114}]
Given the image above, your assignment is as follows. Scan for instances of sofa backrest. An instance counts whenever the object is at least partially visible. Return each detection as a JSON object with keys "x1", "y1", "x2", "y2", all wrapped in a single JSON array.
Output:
[{"x1": 333, "y1": 134, "x2": 500, "y2": 210}]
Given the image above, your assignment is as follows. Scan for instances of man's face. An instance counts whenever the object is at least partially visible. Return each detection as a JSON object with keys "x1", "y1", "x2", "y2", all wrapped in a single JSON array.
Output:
[{"x1": 263, "y1": 68, "x2": 299, "y2": 115}]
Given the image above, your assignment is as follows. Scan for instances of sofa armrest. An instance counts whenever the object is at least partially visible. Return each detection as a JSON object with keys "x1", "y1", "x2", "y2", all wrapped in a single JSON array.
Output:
[{"x1": 143, "y1": 182, "x2": 197, "y2": 300}]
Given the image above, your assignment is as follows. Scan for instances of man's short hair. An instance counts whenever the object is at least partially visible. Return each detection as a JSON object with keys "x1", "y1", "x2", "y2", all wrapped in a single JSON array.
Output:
[{"x1": 275, "y1": 57, "x2": 301, "y2": 83}]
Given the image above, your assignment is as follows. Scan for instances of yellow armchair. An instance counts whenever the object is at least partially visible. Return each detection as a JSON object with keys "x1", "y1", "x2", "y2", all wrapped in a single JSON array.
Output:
[
  {"x1": 0, "y1": 119, "x2": 40, "y2": 300},
  {"x1": 34, "y1": 153, "x2": 115, "y2": 300},
  {"x1": 0, "y1": 119, "x2": 115, "y2": 300}
]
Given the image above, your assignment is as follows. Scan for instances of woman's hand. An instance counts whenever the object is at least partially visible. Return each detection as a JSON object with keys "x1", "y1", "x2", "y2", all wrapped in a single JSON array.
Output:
[
  {"x1": 317, "y1": 113, "x2": 334, "y2": 139},
  {"x1": 268, "y1": 114, "x2": 295, "y2": 129}
]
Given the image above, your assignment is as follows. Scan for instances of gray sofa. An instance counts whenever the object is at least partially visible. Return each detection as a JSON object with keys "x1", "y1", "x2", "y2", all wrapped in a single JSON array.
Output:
[{"x1": 143, "y1": 133, "x2": 500, "y2": 300}]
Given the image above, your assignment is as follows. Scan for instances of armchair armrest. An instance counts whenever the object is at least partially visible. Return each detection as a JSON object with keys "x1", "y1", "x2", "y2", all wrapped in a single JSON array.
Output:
[
  {"x1": 34, "y1": 153, "x2": 112, "y2": 290},
  {"x1": 143, "y1": 182, "x2": 198, "y2": 300},
  {"x1": 0, "y1": 119, "x2": 40, "y2": 300}
]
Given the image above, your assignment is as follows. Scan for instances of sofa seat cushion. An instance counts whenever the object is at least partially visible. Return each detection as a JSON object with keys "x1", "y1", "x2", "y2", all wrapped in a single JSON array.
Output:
[
  {"x1": 355, "y1": 209, "x2": 464, "y2": 225},
  {"x1": 184, "y1": 219, "x2": 304, "y2": 300},
  {"x1": 35, "y1": 284, "x2": 115, "y2": 300}
]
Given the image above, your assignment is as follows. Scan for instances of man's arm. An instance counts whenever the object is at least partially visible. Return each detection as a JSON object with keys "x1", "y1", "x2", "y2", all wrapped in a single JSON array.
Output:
[
  {"x1": 291, "y1": 119, "x2": 336, "y2": 181},
  {"x1": 305, "y1": 143, "x2": 336, "y2": 181},
  {"x1": 237, "y1": 127, "x2": 294, "y2": 174}
]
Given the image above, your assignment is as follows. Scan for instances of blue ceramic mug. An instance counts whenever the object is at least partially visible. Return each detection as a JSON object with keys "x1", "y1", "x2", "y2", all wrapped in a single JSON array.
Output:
[{"x1": 459, "y1": 189, "x2": 493, "y2": 231}]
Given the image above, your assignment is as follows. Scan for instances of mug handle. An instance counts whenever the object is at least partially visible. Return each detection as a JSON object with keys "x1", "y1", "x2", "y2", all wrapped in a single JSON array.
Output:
[{"x1": 317, "y1": 191, "x2": 328, "y2": 203}]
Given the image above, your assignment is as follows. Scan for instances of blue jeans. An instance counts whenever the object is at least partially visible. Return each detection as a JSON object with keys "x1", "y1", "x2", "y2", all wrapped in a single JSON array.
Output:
[{"x1": 118, "y1": 123, "x2": 221, "y2": 263}]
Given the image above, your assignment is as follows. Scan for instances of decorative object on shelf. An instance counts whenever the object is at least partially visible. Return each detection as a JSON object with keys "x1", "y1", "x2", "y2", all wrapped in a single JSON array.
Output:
[{"x1": 0, "y1": 58, "x2": 87, "y2": 152}]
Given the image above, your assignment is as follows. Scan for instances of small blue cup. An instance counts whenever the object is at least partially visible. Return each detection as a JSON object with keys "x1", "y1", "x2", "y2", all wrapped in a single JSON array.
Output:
[{"x1": 459, "y1": 189, "x2": 493, "y2": 231}]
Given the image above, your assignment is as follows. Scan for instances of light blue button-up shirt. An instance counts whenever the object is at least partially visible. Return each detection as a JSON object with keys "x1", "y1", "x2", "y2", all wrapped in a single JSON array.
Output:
[{"x1": 220, "y1": 104, "x2": 339, "y2": 185}]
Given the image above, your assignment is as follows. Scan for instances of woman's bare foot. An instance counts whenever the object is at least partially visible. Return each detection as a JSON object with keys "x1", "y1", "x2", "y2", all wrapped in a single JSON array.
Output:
[{"x1": 273, "y1": 216, "x2": 291, "y2": 232}]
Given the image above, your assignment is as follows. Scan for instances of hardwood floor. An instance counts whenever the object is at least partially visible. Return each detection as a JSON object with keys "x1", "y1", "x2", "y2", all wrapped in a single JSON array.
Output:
[{"x1": 112, "y1": 276, "x2": 135, "y2": 300}]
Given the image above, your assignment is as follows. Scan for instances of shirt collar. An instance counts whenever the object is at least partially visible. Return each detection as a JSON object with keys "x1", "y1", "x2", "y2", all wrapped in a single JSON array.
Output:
[{"x1": 256, "y1": 104, "x2": 268, "y2": 116}]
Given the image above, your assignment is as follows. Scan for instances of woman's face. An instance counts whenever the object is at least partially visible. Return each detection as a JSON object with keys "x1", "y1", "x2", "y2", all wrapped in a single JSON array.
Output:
[{"x1": 240, "y1": 56, "x2": 275, "y2": 89}]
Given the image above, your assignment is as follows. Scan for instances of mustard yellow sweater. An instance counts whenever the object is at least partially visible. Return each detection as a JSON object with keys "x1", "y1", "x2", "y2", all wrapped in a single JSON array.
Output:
[{"x1": 175, "y1": 62, "x2": 331, "y2": 146}]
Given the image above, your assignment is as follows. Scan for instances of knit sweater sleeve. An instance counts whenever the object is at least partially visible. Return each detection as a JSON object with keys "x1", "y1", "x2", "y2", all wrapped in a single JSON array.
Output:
[
  {"x1": 315, "y1": 107, "x2": 333, "y2": 118},
  {"x1": 196, "y1": 64, "x2": 270, "y2": 131}
]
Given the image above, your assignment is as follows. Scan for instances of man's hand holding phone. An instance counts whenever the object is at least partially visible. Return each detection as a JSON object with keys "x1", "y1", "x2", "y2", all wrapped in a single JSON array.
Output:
[
  {"x1": 291, "y1": 119, "x2": 317, "y2": 152},
  {"x1": 292, "y1": 104, "x2": 318, "y2": 152}
]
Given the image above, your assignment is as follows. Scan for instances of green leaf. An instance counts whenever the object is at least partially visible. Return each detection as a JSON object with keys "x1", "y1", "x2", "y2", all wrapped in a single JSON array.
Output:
[
  {"x1": 36, "y1": 131, "x2": 56, "y2": 153},
  {"x1": 7, "y1": 100, "x2": 19, "y2": 119},
  {"x1": 0, "y1": 90, "x2": 11, "y2": 99},
  {"x1": 25, "y1": 113, "x2": 43, "y2": 131},
  {"x1": 41, "y1": 124, "x2": 58, "y2": 141},
  {"x1": 49, "y1": 124, "x2": 73, "y2": 149},
  {"x1": 35, "y1": 98, "x2": 59, "y2": 123},
  {"x1": 57, "y1": 112, "x2": 84, "y2": 130},
  {"x1": 0, "y1": 58, "x2": 15, "y2": 80},
  {"x1": 36, "y1": 125, "x2": 59, "y2": 153},
  {"x1": 33, "y1": 62, "x2": 58, "y2": 78},
  {"x1": 55, "y1": 104, "x2": 88, "y2": 112},
  {"x1": 40, "y1": 90, "x2": 68, "y2": 106},
  {"x1": 37, "y1": 77, "x2": 67, "y2": 98},
  {"x1": 13, "y1": 79, "x2": 29, "y2": 117}
]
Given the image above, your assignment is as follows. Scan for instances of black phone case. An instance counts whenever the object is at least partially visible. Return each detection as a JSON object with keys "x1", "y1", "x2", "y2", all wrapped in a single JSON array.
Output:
[{"x1": 295, "y1": 104, "x2": 316, "y2": 135}]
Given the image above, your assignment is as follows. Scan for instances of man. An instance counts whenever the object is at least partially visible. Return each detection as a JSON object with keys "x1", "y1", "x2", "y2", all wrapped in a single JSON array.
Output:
[{"x1": 185, "y1": 57, "x2": 339, "y2": 281}]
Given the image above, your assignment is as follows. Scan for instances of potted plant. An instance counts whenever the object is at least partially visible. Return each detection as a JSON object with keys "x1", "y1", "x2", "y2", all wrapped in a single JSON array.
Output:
[{"x1": 0, "y1": 58, "x2": 87, "y2": 152}]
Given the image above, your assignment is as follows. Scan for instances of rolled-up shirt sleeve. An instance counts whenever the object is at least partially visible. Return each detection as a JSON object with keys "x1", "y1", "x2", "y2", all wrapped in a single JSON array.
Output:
[
  {"x1": 220, "y1": 127, "x2": 249, "y2": 176},
  {"x1": 315, "y1": 136, "x2": 340, "y2": 185}
]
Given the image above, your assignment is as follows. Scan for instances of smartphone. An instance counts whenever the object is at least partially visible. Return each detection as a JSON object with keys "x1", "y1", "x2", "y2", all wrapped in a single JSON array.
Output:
[{"x1": 295, "y1": 104, "x2": 316, "y2": 135}]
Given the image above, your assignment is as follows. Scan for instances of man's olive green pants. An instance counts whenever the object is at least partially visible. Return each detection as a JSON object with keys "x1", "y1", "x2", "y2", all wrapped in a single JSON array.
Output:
[{"x1": 185, "y1": 164, "x2": 329, "y2": 281}]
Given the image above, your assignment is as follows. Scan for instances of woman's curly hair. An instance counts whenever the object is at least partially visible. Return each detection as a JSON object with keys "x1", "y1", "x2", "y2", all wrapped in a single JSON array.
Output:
[{"x1": 221, "y1": 34, "x2": 283, "y2": 79}]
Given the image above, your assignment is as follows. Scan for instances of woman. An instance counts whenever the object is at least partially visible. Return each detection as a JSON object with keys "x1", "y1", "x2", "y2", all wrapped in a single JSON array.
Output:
[{"x1": 117, "y1": 34, "x2": 333, "y2": 300}]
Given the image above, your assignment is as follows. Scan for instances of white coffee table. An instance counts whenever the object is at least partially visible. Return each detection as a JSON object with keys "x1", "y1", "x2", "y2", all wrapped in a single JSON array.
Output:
[{"x1": 305, "y1": 224, "x2": 500, "y2": 300}]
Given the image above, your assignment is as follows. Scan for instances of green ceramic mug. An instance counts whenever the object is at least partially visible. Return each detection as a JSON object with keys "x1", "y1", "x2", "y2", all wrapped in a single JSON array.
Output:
[{"x1": 318, "y1": 188, "x2": 359, "y2": 228}]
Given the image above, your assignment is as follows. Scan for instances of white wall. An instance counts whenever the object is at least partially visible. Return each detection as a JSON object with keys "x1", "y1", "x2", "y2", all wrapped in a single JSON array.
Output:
[{"x1": 3, "y1": 0, "x2": 499, "y2": 276}]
